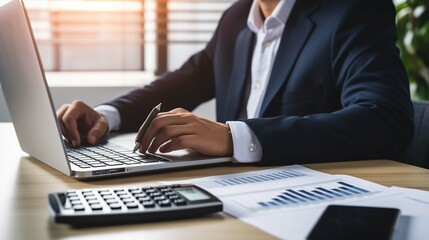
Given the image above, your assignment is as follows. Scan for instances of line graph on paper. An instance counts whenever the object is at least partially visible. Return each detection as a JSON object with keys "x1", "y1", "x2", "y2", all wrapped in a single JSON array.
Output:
[{"x1": 231, "y1": 179, "x2": 379, "y2": 212}]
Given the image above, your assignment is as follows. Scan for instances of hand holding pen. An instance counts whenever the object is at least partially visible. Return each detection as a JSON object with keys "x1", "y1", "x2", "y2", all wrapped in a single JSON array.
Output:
[{"x1": 133, "y1": 103, "x2": 162, "y2": 153}]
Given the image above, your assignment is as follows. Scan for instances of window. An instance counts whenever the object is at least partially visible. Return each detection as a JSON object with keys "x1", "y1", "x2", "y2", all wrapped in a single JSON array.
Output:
[{"x1": 25, "y1": 0, "x2": 234, "y2": 75}]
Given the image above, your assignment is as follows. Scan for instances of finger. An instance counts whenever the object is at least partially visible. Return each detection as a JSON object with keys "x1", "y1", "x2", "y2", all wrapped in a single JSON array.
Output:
[
  {"x1": 86, "y1": 116, "x2": 108, "y2": 145},
  {"x1": 56, "y1": 104, "x2": 70, "y2": 141},
  {"x1": 159, "y1": 135, "x2": 197, "y2": 153},
  {"x1": 147, "y1": 125, "x2": 192, "y2": 153},
  {"x1": 61, "y1": 105, "x2": 85, "y2": 146},
  {"x1": 138, "y1": 120, "x2": 159, "y2": 154},
  {"x1": 157, "y1": 108, "x2": 187, "y2": 117},
  {"x1": 168, "y1": 108, "x2": 189, "y2": 114},
  {"x1": 156, "y1": 108, "x2": 189, "y2": 117},
  {"x1": 139, "y1": 113, "x2": 192, "y2": 153}
]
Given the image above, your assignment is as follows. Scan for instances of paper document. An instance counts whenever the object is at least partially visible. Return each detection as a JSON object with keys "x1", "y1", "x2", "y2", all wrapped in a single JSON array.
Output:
[{"x1": 164, "y1": 165, "x2": 429, "y2": 240}]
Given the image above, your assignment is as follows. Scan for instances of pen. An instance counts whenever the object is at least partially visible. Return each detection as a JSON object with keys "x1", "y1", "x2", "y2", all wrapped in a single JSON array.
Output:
[{"x1": 132, "y1": 103, "x2": 162, "y2": 153}]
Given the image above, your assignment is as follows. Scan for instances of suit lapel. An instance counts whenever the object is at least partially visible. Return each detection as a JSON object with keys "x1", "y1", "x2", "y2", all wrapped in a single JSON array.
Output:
[
  {"x1": 259, "y1": 0, "x2": 320, "y2": 117},
  {"x1": 224, "y1": 28, "x2": 255, "y2": 120}
]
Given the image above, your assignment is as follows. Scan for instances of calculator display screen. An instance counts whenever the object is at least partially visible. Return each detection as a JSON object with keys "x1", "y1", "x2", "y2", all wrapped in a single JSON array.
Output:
[{"x1": 175, "y1": 187, "x2": 210, "y2": 201}]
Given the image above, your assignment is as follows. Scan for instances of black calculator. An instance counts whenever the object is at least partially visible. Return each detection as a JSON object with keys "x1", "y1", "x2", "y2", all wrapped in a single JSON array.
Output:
[{"x1": 48, "y1": 184, "x2": 223, "y2": 225}]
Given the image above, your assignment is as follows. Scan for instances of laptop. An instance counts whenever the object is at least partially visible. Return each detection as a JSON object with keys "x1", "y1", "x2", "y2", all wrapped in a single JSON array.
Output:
[{"x1": 0, "y1": 0, "x2": 232, "y2": 179}]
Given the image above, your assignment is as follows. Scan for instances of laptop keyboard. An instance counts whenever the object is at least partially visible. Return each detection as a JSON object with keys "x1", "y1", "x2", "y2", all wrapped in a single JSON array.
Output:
[{"x1": 65, "y1": 142, "x2": 161, "y2": 169}]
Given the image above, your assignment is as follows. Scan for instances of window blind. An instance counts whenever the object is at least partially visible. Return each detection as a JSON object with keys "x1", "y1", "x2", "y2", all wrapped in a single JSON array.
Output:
[{"x1": 25, "y1": 0, "x2": 234, "y2": 74}]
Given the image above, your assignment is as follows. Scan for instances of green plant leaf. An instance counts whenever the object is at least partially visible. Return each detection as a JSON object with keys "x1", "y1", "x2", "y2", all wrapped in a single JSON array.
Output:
[{"x1": 396, "y1": 0, "x2": 429, "y2": 99}]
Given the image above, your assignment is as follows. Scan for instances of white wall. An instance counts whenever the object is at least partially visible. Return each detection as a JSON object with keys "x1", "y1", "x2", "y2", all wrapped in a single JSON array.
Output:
[
  {"x1": 0, "y1": 85, "x2": 132, "y2": 122},
  {"x1": 0, "y1": 71, "x2": 216, "y2": 123}
]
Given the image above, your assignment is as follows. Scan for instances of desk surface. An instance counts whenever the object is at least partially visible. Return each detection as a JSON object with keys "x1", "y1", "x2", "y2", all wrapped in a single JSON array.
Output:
[{"x1": 1, "y1": 122, "x2": 429, "y2": 240}]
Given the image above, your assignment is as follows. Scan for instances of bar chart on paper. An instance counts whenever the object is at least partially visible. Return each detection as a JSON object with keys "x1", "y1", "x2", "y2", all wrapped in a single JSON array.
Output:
[
  {"x1": 213, "y1": 169, "x2": 306, "y2": 187},
  {"x1": 195, "y1": 167, "x2": 310, "y2": 189},
  {"x1": 232, "y1": 179, "x2": 378, "y2": 212}
]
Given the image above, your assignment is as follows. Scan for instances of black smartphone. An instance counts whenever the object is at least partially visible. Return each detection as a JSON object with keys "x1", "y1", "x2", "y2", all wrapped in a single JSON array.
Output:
[{"x1": 307, "y1": 205, "x2": 400, "y2": 240}]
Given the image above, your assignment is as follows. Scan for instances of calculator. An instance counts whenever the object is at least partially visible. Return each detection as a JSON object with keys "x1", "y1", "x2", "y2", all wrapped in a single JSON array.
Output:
[{"x1": 48, "y1": 184, "x2": 223, "y2": 225}]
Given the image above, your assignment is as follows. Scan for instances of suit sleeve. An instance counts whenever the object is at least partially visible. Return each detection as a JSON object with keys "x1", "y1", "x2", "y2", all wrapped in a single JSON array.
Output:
[
  {"x1": 103, "y1": 11, "x2": 229, "y2": 132},
  {"x1": 243, "y1": 0, "x2": 414, "y2": 163}
]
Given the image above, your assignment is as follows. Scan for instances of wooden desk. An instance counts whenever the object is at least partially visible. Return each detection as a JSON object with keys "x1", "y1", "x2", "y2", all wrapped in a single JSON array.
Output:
[{"x1": 1, "y1": 122, "x2": 429, "y2": 240}]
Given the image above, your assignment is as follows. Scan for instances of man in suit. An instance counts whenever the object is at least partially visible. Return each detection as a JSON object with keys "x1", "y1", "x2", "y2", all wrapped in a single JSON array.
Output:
[{"x1": 57, "y1": 0, "x2": 414, "y2": 164}]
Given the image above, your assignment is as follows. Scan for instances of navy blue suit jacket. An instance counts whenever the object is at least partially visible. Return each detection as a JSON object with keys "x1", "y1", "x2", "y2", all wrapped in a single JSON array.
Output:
[{"x1": 106, "y1": 0, "x2": 414, "y2": 164}]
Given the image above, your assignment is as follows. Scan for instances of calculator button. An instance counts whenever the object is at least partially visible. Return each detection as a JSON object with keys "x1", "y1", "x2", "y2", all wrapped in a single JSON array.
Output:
[
  {"x1": 125, "y1": 202, "x2": 139, "y2": 209},
  {"x1": 73, "y1": 205, "x2": 85, "y2": 211},
  {"x1": 67, "y1": 192, "x2": 78, "y2": 197},
  {"x1": 164, "y1": 191, "x2": 176, "y2": 196},
  {"x1": 105, "y1": 199, "x2": 118, "y2": 204},
  {"x1": 69, "y1": 196, "x2": 80, "y2": 201},
  {"x1": 144, "y1": 188, "x2": 157, "y2": 193},
  {"x1": 98, "y1": 190, "x2": 110, "y2": 194},
  {"x1": 70, "y1": 200, "x2": 82, "y2": 205},
  {"x1": 137, "y1": 196, "x2": 152, "y2": 202},
  {"x1": 153, "y1": 196, "x2": 167, "y2": 201},
  {"x1": 167, "y1": 194, "x2": 181, "y2": 200},
  {"x1": 87, "y1": 199, "x2": 99, "y2": 205},
  {"x1": 149, "y1": 192, "x2": 162, "y2": 197},
  {"x1": 122, "y1": 198, "x2": 134, "y2": 203},
  {"x1": 133, "y1": 193, "x2": 147, "y2": 198},
  {"x1": 156, "y1": 186, "x2": 168, "y2": 190},
  {"x1": 173, "y1": 198, "x2": 187, "y2": 206},
  {"x1": 102, "y1": 195, "x2": 115, "y2": 200},
  {"x1": 142, "y1": 201, "x2": 156, "y2": 208},
  {"x1": 85, "y1": 196, "x2": 97, "y2": 201},
  {"x1": 109, "y1": 203, "x2": 122, "y2": 210},
  {"x1": 130, "y1": 189, "x2": 143, "y2": 194},
  {"x1": 90, "y1": 204, "x2": 103, "y2": 211},
  {"x1": 158, "y1": 199, "x2": 171, "y2": 207}
]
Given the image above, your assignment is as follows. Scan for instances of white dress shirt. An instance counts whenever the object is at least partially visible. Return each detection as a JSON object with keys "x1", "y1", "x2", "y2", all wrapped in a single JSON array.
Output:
[
  {"x1": 227, "y1": 0, "x2": 295, "y2": 162},
  {"x1": 96, "y1": 0, "x2": 295, "y2": 163}
]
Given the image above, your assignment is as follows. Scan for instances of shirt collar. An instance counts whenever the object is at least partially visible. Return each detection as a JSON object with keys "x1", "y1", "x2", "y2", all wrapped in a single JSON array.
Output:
[{"x1": 247, "y1": 0, "x2": 291, "y2": 34}]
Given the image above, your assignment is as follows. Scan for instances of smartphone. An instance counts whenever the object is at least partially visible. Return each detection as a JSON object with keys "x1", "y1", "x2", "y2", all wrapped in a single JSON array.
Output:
[{"x1": 307, "y1": 205, "x2": 400, "y2": 240}]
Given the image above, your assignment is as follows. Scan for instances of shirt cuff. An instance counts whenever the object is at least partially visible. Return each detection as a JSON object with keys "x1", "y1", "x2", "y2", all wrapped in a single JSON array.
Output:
[
  {"x1": 94, "y1": 105, "x2": 121, "y2": 132},
  {"x1": 226, "y1": 121, "x2": 262, "y2": 163}
]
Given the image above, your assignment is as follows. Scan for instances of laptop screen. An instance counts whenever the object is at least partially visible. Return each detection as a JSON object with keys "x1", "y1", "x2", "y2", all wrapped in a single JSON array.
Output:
[{"x1": 0, "y1": 0, "x2": 71, "y2": 175}]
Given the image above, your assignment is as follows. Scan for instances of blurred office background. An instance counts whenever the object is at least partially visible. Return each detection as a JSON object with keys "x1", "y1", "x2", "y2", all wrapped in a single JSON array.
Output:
[
  {"x1": 0, "y1": 0, "x2": 234, "y2": 122},
  {"x1": 1, "y1": 0, "x2": 427, "y2": 121}
]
